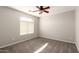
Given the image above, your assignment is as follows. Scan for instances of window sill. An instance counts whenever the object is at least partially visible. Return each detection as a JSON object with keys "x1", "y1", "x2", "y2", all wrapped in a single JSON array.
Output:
[{"x1": 20, "y1": 32, "x2": 34, "y2": 36}]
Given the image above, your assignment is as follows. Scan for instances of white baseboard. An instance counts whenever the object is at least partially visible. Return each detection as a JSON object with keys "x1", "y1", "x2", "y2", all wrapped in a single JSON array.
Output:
[
  {"x1": 0, "y1": 37, "x2": 37, "y2": 48},
  {"x1": 40, "y1": 36, "x2": 75, "y2": 44}
]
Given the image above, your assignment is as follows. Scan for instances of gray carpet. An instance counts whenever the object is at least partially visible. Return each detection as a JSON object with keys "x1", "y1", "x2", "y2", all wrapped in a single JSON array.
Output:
[{"x1": 0, "y1": 37, "x2": 78, "y2": 53}]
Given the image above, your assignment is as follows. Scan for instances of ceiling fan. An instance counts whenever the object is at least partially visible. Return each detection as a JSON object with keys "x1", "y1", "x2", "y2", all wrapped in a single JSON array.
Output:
[{"x1": 29, "y1": 6, "x2": 50, "y2": 14}]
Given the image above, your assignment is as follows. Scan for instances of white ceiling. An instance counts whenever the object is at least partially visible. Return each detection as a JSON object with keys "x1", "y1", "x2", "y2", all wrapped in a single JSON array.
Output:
[{"x1": 9, "y1": 6, "x2": 76, "y2": 17}]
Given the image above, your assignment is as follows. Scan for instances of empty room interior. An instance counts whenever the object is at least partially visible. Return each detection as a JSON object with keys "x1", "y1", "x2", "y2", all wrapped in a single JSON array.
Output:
[{"x1": 0, "y1": 6, "x2": 79, "y2": 53}]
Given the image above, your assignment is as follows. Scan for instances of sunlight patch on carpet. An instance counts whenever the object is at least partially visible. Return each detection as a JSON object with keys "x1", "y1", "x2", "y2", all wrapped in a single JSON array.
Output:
[{"x1": 34, "y1": 43, "x2": 48, "y2": 53}]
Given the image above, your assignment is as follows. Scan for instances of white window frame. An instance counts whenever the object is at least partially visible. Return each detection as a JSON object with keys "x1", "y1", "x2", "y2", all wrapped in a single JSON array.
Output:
[{"x1": 20, "y1": 17, "x2": 34, "y2": 35}]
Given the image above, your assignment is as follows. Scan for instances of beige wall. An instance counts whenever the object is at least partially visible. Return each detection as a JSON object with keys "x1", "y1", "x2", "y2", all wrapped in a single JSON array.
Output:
[
  {"x1": 39, "y1": 10, "x2": 75, "y2": 43},
  {"x1": 0, "y1": 7, "x2": 39, "y2": 48},
  {"x1": 75, "y1": 7, "x2": 79, "y2": 51}
]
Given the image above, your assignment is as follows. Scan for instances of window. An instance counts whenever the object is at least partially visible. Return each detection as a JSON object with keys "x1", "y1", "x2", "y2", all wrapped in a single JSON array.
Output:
[{"x1": 20, "y1": 17, "x2": 34, "y2": 35}]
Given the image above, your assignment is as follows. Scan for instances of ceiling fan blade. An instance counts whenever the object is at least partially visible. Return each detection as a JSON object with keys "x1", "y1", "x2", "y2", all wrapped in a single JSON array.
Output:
[
  {"x1": 44, "y1": 10, "x2": 49, "y2": 13},
  {"x1": 29, "y1": 10, "x2": 40, "y2": 12},
  {"x1": 36, "y1": 6, "x2": 40, "y2": 9},
  {"x1": 32, "y1": 10, "x2": 40, "y2": 12},
  {"x1": 39, "y1": 11, "x2": 43, "y2": 14},
  {"x1": 44, "y1": 6, "x2": 50, "y2": 9}
]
